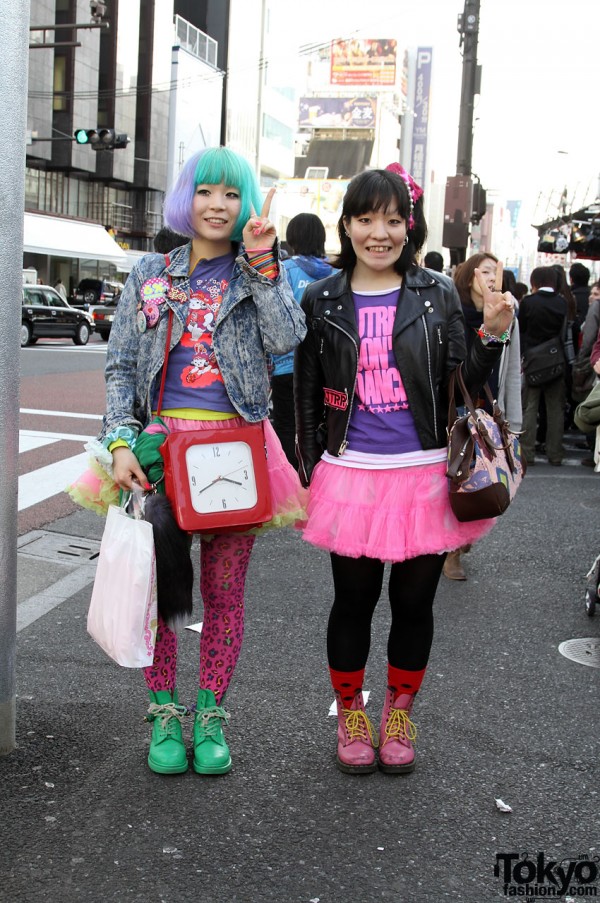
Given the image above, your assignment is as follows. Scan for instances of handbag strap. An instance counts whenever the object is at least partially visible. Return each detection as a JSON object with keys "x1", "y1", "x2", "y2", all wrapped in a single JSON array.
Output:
[
  {"x1": 156, "y1": 253, "x2": 174, "y2": 418},
  {"x1": 156, "y1": 308, "x2": 174, "y2": 418},
  {"x1": 448, "y1": 363, "x2": 494, "y2": 426},
  {"x1": 448, "y1": 363, "x2": 512, "y2": 454}
]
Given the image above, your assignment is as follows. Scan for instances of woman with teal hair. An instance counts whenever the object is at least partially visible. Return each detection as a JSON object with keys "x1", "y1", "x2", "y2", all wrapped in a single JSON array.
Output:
[{"x1": 76, "y1": 146, "x2": 307, "y2": 777}]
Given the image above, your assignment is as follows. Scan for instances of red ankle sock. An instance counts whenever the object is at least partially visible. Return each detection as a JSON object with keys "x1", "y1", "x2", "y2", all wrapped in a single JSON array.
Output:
[
  {"x1": 387, "y1": 665, "x2": 426, "y2": 699},
  {"x1": 329, "y1": 667, "x2": 365, "y2": 705}
]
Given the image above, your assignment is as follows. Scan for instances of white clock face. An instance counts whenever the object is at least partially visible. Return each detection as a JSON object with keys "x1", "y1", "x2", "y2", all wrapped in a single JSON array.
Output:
[{"x1": 185, "y1": 440, "x2": 258, "y2": 514}]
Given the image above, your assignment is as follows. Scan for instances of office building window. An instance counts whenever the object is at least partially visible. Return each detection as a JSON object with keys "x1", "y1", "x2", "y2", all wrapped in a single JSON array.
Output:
[{"x1": 262, "y1": 114, "x2": 293, "y2": 149}]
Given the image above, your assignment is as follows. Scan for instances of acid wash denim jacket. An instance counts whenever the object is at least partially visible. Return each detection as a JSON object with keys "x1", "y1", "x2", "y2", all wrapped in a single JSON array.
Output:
[{"x1": 98, "y1": 241, "x2": 306, "y2": 446}]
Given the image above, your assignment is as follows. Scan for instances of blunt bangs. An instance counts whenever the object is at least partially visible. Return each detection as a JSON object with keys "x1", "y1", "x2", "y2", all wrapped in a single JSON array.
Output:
[
  {"x1": 163, "y1": 147, "x2": 264, "y2": 242},
  {"x1": 343, "y1": 170, "x2": 411, "y2": 221}
]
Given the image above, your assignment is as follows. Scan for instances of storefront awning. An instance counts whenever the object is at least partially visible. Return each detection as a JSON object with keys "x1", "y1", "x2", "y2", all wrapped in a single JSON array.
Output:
[
  {"x1": 23, "y1": 212, "x2": 128, "y2": 267},
  {"x1": 120, "y1": 249, "x2": 149, "y2": 273}
]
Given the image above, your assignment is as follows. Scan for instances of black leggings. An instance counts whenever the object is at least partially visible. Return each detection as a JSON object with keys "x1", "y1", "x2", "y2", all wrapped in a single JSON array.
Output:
[{"x1": 327, "y1": 552, "x2": 445, "y2": 673}]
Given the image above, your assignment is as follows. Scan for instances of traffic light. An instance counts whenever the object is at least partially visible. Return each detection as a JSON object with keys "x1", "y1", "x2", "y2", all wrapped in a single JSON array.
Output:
[{"x1": 73, "y1": 128, "x2": 129, "y2": 150}]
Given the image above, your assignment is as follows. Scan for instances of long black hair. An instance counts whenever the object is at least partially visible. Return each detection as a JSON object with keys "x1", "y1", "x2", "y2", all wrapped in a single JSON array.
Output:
[{"x1": 334, "y1": 169, "x2": 427, "y2": 276}]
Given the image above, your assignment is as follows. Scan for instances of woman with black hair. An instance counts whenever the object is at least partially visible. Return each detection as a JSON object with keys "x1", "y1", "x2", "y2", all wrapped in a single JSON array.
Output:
[{"x1": 294, "y1": 164, "x2": 515, "y2": 775}]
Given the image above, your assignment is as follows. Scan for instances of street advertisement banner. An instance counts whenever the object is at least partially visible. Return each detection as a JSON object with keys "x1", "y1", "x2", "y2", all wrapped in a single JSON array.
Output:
[
  {"x1": 298, "y1": 96, "x2": 377, "y2": 129},
  {"x1": 410, "y1": 47, "x2": 433, "y2": 189},
  {"x1": 330, "y1": 38, "x2": 397, "y2": 86}
]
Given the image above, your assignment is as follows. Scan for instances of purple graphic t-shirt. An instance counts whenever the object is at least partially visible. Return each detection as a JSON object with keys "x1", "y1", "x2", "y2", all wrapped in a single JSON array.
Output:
[
  {"x1": 346, "y1": 286, "x2": 423, "y2": 454},
  {"x1": 155, "y1": 252, "x2": 237, "y2": 413}
]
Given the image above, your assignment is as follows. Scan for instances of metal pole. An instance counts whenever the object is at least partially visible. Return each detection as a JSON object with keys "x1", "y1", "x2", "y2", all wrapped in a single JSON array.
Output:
[
  {"x1": 456, "y1": 0, "x2": 480, "y2": 177},
  {"x1": 254, "y1": 0, "x2": 266, "y2": 175},
  {"x1": 0, "y1": 0, "x2": 30, "y2": 755}
]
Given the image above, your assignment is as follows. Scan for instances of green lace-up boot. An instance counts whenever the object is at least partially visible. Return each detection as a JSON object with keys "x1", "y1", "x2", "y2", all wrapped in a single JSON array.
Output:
[
  {"x1": 192, "y1": 689, "x2": 232, "y2": 775},
  {"x1": 146, "y1": 689, "x2": 189, "y2": 775}
]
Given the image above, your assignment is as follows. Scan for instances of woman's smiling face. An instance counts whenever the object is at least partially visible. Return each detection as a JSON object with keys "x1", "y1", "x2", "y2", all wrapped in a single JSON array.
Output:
[
  {"x1": 191, "y1": 183, "x2": 241, "y2": 253},
  {"x1": 344, "y1": 207, "x2": 407, "y2": 282}
]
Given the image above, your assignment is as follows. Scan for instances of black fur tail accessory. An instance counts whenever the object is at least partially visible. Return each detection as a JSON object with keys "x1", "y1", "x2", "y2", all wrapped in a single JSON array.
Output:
[{"x1": 143, "y1": 493, "x2": 193, "y2": 631}]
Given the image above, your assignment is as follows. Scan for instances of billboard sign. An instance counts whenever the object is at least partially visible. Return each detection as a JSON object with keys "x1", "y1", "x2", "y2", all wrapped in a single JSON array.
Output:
[
  {"x1": 298, "y1": 96, "x2": 377, "y2": 129},
  {"x1": 410, "y1": 47, "x2": 433, "y2": 189},
  {"x1": 330, "y1": 38, "x2": 397, "y2": 86}
]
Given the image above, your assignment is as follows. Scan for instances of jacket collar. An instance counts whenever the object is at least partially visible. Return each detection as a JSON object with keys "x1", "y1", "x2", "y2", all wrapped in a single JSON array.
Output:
[
  {"x1": 163, "y1": 241, "x2": 192, "y2": 277},
  {"x1": 312, "y1": 264, "x2": 445, "y2": 299}
]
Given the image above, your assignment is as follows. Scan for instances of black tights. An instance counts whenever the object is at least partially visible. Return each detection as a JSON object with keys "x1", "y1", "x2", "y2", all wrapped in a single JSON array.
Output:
[{"x1": 327, "y1": 552, "x2": 445, "y2": 673}]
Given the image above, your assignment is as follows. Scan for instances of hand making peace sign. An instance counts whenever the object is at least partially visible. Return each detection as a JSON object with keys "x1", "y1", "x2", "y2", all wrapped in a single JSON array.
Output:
[
  {"x1": 473, "y1": 260, "x2": 516, "y2": 339},
  {"x1": 242, "y1": 187, "x2": 277, "y2": 251}
]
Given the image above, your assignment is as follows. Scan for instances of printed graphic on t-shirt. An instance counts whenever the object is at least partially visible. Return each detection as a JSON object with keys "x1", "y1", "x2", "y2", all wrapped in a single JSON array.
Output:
[
  {"x1": 356, "y1": 304, "x2": 409, "y2": 413},
  {"x1": 179, "y1": 279, "x2": 228, "y2": 388},
  {"x1": 346, "y1": 288, "x2": 422, "y2": 455}
]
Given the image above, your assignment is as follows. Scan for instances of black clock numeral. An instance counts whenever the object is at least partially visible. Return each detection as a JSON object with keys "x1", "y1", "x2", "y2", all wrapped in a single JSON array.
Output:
[
  {"x1": 222, "y1": 499, "x2": 227, "y2": 509},
  {"x1": 191, "y1": 475, "x2": 196, "y2": 486},
  {"x1": 243, "y1": 469, "x2": 248, "y2": 480},
  {"x1": 213, "y1": 447, "x2": 220, "y2": 457}
]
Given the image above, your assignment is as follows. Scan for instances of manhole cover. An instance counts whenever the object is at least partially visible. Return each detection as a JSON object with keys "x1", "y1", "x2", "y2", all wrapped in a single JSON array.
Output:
[
  {"x1": 18, "y1": 531, "x2": 101, "y2": 563},
  {"x1": 558, "y1": 638, "x2": 600, "y2": 669}
]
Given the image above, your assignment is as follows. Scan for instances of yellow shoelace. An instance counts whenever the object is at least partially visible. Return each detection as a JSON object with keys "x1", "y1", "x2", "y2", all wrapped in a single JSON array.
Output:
[
  {"x1": 383, "y1": 707, "x2": 417, "y2": 747},
  {"x1": 342, "y1": 708, "x2": 379, "y2": 748}
]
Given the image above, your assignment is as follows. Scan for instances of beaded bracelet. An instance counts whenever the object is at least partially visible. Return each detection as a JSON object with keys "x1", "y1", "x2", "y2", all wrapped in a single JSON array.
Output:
[{"x1": 477, "y1": 324, "x2": 511, "y2": 344}]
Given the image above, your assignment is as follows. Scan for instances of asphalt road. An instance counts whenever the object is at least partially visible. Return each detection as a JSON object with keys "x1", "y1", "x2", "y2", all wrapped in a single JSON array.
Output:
[{"x1": 2, "y1": 456, "x2": 600, "y2": 902}]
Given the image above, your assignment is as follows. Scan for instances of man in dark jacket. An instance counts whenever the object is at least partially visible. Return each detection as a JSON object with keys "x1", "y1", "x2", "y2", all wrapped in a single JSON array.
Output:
[
  {"x1": 519, "y1": 266, "x2": 568, "y2": 465},
  {"x1": 569, "y1": 262, "x2": 590, "y2": 327}
]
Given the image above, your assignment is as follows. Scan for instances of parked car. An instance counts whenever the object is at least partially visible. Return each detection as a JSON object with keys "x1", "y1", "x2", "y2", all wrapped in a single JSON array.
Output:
[
  {"x1": 21, "y1": 285, "x2": 95, "y2": 347},
  {"x1": 71, "y1": 278, "x2": 124, "y2": 309},
  {"x1": 91, "y1": 295, "x2": 120, "y2": 340}
]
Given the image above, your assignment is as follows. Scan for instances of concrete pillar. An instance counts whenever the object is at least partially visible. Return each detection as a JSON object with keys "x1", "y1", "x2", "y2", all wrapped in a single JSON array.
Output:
[{"x1": 0, "y1": 0, "x2": 30, "y2": 755}]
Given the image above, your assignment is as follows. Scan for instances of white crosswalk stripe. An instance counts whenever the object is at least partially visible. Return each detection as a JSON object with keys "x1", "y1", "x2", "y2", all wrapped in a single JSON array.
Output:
[
  {"x1": 19, "y1": 410, "x2": 98, "y2": 512},
  {"x1": 18, "y1": 451, "x2": 90, "y2": 511}
]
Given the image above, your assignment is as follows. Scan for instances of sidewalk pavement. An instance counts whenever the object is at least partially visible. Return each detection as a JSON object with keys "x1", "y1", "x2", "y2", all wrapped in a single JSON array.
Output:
[{"x1": 2, "y1": 463, "x2": 600, "y2": 903}]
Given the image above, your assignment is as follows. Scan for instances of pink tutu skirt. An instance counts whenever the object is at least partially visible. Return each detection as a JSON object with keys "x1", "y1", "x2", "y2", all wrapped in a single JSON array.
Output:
[
  {"x1": 299, "y1": 458, "x2": 494, "y2": 562},
  {"x1": 68, "y1": 415, "x2": 307, "y2": 532}
]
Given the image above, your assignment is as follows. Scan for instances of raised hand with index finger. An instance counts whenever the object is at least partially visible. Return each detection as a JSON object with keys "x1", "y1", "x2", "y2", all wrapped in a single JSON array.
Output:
[
  {"x1": 474, "y1": 260, "x2": 516, "y2": 341},
  {"x1": 243, "y1": 187, "x2": 278, "y2": 251}
]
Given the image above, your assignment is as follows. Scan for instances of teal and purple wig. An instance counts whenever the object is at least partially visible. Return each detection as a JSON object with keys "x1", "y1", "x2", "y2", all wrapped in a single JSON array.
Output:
[{"x1": 163, "y1": 147, "x2": 264, "y2": 243}]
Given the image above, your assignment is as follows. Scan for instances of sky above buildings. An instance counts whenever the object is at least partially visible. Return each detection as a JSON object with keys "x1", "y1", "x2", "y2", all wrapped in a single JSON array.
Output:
[{"x1": 291, "y1": 0, "x2": 598, "y2": 226}]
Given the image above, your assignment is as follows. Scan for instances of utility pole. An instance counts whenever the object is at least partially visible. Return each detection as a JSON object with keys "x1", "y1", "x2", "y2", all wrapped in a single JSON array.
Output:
[
  {"x1": 442, "y1": 0, "x2": 483, "y2": 266},
  {"x1": 455, "y1": 0, "x2": 480, "y2": 178},
  {"x1": 0, "y1": 0, "x2": 29, "y2": 756}
]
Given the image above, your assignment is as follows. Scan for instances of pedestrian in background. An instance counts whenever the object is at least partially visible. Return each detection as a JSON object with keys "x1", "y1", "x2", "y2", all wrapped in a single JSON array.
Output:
[
  {"x1": 85, "y1": 147, "x2": 307, "y2": 776},
  {"x1": 519, "y1": 266, "x2": 568, "y2": 466},
  {"x1": 153, "y1": 226, "x2": 188, "y2": 254},
  {"x1": 569, "y1": 262, "x2": 591, "y2": 328},
  {"x1": 295, "y1": 164, "x2": 515, "y2": 775},
  {"x1": 423, "y1": 250, "x2": 444, "y2": 272},
  {"x1": 446, "y1": 252, "x2": 522, "y2": 580},
  {"x1": 53, "y1": 278, "x2": 68, "y2": 300},
  {"x1": 270, "y1": 213, "x2": 334, "y2": 466}
]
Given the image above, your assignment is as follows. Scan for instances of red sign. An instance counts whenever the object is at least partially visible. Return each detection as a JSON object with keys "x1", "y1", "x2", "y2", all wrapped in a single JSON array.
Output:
[{"x1": 330, "y1": 38, "x2": 397, "y2": 87}]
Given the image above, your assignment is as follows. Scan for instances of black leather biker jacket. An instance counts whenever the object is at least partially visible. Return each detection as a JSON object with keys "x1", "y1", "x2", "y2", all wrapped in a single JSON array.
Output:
[{"x1": 294, "y1": 266, "x2": 502, "y2": 487}]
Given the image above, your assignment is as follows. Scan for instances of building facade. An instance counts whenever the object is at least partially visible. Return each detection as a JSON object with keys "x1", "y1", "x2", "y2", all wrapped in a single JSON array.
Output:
[{"x1": 25, "y1": 0, "x2": 226, "y2": 292}]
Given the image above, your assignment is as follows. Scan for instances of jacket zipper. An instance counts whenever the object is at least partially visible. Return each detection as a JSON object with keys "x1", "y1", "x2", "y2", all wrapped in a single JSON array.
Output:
[
  {"x1": 421, "y1": 315, "x2": 439, "y2": 442},
  {"x1": 324, "y1": 316, "x2": 358, "y2": 454}
]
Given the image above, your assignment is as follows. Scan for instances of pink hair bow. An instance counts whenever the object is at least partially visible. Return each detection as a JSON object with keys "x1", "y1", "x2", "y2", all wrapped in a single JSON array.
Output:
[{"x1": 385, "y1": 163, "x2": 423, "y2": 228}]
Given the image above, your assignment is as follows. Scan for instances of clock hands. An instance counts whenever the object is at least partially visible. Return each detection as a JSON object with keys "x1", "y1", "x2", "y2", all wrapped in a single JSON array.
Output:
[{"x1": 196, "y1": 474, "x2": 243, "y2": 494}]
